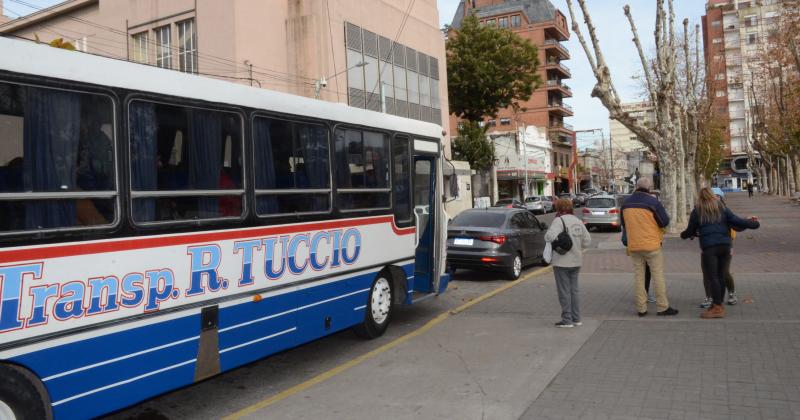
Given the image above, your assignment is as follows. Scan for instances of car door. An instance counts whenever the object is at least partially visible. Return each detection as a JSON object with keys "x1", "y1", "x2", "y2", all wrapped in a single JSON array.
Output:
[
  {"x1": 508, "y1": 212, "x2": 528, "y2": 258},
  {"x1": 523, "y1": 212, "x2": 546, "y2": 262}
]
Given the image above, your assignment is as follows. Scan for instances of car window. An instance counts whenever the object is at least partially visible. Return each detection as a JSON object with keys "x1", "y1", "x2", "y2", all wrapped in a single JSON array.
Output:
[
  {"x1": 524, "y1": 212, "x2": 541, "y2": 231},
  {"x1": 451, "y1": 211, "x2": 506, "y2": 228},
  {"x1": 587, "y1": 198, "x2": 617, "y2": 208},
  {"x1": 510, "y1": 213, "x2": 528, "y2": 229},
  {"x1": 495, "y1": 199, "x2": 512, "y2": 205},
  {"x1": 526, "y1": 197, "x2": 541, "y2": 202}
]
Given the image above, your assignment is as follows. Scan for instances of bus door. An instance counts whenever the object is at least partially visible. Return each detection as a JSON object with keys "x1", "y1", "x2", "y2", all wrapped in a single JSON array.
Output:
[{"x1": 412, "y1": 140, "x2": 442, "y2": 297}]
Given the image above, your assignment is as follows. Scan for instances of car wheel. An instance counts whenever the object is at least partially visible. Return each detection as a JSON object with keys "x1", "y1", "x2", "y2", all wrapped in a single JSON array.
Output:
[
  {"x1": 506, "y1": 253, "x2": 523, "y2": 280},
  {"x1": 0, "y1": 364, "x2": 52, "y2": 420},
  {"x1": 354, "y1": 274, "x2": 393, "y2": 339}
]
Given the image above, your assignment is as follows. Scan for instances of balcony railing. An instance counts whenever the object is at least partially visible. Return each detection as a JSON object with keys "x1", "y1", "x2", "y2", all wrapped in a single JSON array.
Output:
[
  {"x1": 543, "y1": 39, "x2": 570, "y2": 57},
  {"x1": 550, "y1": 122, "x2": 574, "y2": 131},
  {"x1": 546, "y1": 60, "x2": 571, "y2": 73},
  {"x1": 546, "y1": 80, "x2": 571, "y2": 92},
  {"x1": 549, "y1": 102, "x2": 573, "y2": 112}
]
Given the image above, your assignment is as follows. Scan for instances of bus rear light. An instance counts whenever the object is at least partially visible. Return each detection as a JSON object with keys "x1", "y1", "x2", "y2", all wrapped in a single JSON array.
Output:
[{"x1": 479, "y1": 235, "x2": 506, "y2": 245}]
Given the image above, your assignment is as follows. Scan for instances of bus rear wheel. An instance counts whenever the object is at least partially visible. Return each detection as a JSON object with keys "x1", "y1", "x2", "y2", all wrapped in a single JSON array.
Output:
[
  {"x1": 0, "y1": 364, "x2": 52, "y2": 420},
  {"x1": 354, "y1": 274, "x2": 393, "y2": 339}
]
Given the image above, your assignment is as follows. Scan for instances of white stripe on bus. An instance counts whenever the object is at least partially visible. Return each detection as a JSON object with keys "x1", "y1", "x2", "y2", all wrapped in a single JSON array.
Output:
[
  {"x1": 42, "y1": 335, "x2": 200, "y2": 382},
  {"x1": 353, "y1": 305, "x2": 366, "y2": 311},
  {"x1": 219, "y1": 327, "x2": 297, "y2": 354},
  {"x1": 218, "y1": 288, "x2": 371, "y2": 333},
  {"x1": 51, "y1": 359, "x2": 197, "y2": 406}
]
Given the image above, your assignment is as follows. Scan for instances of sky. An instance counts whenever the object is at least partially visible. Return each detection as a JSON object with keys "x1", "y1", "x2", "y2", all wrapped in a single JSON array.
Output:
[{"x1": 3, "y1": 0, "x2": 707, "y2": 149}]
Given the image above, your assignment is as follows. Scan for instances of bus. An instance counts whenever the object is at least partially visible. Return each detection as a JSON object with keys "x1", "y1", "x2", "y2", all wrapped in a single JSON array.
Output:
[{"x1": 0, "y1": 37, "x2": 449, "y2": 420}]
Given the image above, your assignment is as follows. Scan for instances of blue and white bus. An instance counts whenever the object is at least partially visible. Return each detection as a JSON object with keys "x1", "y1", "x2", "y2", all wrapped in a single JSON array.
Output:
[{"x1": 0, "y1": 37, "x2": 449, "y2": 420}]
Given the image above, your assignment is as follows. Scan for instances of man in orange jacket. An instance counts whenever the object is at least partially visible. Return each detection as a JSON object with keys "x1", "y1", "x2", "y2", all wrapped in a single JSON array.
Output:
[{"x1": 621, "y1": 178, "x2": 679, "y2": 317}]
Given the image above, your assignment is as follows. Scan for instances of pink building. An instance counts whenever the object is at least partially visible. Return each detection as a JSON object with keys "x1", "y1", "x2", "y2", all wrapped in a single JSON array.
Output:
[{"x1": 0, "y1": 0, "x2": 448, "y2": 138}]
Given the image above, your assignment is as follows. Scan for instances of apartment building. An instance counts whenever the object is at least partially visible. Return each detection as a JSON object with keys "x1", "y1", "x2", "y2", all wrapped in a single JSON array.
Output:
[
  {"x1": 448, "y1": 0, "x2": 574, "y2": 194},
  {"x1": 0, "y1": 0, "x2": 448, "y2": 132},
  {"x1": 702, "y1": 0, "x2": 783, "y2": 190}
]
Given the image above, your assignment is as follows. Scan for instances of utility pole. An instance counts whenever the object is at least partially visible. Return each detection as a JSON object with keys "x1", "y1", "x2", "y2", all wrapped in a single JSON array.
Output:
[{"x1": 522, "y1": 122, "x2": 529, "y2": 198}]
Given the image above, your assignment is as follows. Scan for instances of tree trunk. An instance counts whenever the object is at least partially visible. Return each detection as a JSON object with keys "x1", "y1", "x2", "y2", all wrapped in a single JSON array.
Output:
[
  {"x1": 792, "y1": 154, "x2": 800, "y2": 194},
  {"x1": 658, "y1": 151, "x2": 680, "y2": 233}
]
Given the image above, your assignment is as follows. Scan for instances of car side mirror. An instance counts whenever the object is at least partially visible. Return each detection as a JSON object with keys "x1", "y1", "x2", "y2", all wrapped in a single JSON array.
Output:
[{"x1": 540, "y1": 222, "x2": 548, "y2": 230}]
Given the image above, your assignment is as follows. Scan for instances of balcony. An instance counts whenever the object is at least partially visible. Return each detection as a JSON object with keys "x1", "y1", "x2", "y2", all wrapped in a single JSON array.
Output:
[
  {"x1": 549, "y1": 121, "x2": 575, "y2": 138},
  {"x1": 724, "y1": 24, "x2": 738, "y2": 32},
  {"x1": 543, "y1": 39, "x2": 570, "y2": 59},
  {"x1": 544, "y1": 60, "x2": 571, "y2": 78},
  {"x1": 545, "y1": 79, "x2": 572, "y2": 97},
  {"x1": 548, "y1": 101, "x2": 574, "y2": 116}
]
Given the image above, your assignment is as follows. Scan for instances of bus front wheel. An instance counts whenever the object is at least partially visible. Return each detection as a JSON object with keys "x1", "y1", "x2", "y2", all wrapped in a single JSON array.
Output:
[
  {"x1": 0, "y1": 364, "x2": 52, "y2": 420},
  {"x1": 354, "y1": 274, "x2": 393, "y2": 339}
]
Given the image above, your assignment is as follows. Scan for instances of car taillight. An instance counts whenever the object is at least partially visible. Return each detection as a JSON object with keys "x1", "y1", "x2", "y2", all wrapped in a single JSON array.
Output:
[
  {"x1": 480, "y1": 257, "x2": 498, "y2": 262},
  {"x1": 479, "y1": 235, "x2": 507, "y2": 245},
  {"x1": 506, "y1": 205, "x2": 513, "y2": 208},
  {"x1": 582, "y1": 208, "x2": 591, "y2": 214},
  {"x1": 609, "y1": 208, "x2": 619, "y2": 214}
]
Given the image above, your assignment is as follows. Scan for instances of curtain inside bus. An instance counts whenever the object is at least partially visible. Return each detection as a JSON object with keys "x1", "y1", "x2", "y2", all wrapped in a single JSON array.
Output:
[
  {"x1": 298, "y1": 124, "x2": 329, "y2": 209},
  {"x1": 23, "y1": 88, "x2": 80, "y2": 229},
  {"x1": 253, "y1": 118, "x2": 278, "y2": 214},
  {"x1": 130, "y1": 102, "x2": 158, "y2": 221},
  {"x1": 188, "y1": 109, "x2": 222, "y2": 218}
]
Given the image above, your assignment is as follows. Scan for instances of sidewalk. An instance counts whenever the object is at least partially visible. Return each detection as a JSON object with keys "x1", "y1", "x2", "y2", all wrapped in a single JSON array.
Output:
[{"x1": 235, "y1": 193, "x2": 800, "y2": 419}]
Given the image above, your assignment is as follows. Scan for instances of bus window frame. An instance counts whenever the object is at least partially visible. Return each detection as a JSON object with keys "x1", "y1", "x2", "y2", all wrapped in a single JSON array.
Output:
[
  {"x1": 250, "y1": 112, "x2": 334, "y2": 219},
  {"x1": 332, "y1": 123, "x2": 393, "y2": 214},
  {"x1": 391, "y1": 134, "x2": 413, "y2": 227},
  {"x1": 0, "y1": 77, "x2": 122, "y2": 239},
  {"x1": 125, "y1": 96, "x2": 248, "y2": 228}
]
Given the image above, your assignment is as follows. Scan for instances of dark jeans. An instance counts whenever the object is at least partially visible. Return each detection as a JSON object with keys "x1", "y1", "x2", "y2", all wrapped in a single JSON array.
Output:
[
  {"x1": 701, "y1": 245, "x2": 732, "y2": 305},
  {"x1": 554, "y1": 266, "x2": 581, "y2": 324},
  {"x1": 644, "y1": 264, "x2": 651, "y2": 293},
  {"x1": 702, "y1": 249, "x2": 735, "y2": 298}
]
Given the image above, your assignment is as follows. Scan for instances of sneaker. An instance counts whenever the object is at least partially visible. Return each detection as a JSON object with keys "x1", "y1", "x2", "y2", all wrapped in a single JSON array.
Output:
[
  {"x1": 657, "y1": 307, "x2": 679, "y2": 316},
  {"x1": 699, "y1": 297, "x2": 712, "y2": 309},
  {"x1": 637, "y1": 311, "x2": 647, "y2": 317},
  {"x1": 727, "y1": 292, "x2": 738, "y2": 305},
  {"x1": 554, "y1": 321, "x2": 574, "y2": 328},
  {"x1": 573, "y1": 321, "x2": 583, "y2": 326}
]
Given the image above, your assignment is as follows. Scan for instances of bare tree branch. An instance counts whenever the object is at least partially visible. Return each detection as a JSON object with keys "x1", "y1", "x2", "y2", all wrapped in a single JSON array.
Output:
[{"x1": 625, "y1": 4, "x2": 657, "y2": 105}]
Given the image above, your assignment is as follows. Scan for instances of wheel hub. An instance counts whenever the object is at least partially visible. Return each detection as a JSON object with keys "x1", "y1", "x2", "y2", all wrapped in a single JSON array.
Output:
[
  {"x1": 0, "y1": 400, "x2": 16, "y2": 420},
  {"x1": 371, "y1": 278, "x2": 391, "y2": 324}
]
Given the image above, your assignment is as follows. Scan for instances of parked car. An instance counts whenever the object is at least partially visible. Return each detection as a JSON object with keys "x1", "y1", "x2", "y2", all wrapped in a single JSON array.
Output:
[
  {"x1": 581, "y1": 195, "x2": 622, "y2": 231},
  {"x1": 523, "y1": 195, "x2": 553, "y2": 214},
  {"x1": 558, "y1": 193, "x2": 579, "y2": 207},
  {"x1": 447, "y1": 208, "x2": 548, "y2": 279},
  {"x1": 493, "y1": 198, "x2": 526, "y2": 209},
  {"x1": 582, "y1": 188, "x2": 600, "y2": 196},
  {"x1": 575, "y1": 193, "x2": 589, "y2": 206}
]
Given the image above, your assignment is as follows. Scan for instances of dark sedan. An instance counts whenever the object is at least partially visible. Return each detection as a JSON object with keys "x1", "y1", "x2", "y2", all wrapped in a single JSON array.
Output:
[{"x1": 446, "y1": 208, "x2": 548, "y2": 280}]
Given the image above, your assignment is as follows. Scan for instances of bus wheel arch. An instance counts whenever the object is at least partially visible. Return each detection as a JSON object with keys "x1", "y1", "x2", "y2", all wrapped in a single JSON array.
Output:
[
  {"x1": 0, "y1": 362, "x2": 53, "y2": 420},
  {"x1": 354, "y1": 269, "x2": 394, "y2": 339}
]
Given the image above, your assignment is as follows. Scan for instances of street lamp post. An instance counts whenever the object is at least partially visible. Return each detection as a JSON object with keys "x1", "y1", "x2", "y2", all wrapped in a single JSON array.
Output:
[{"x1": 314, "y1": 61, "x2": 368, "y2": 99}]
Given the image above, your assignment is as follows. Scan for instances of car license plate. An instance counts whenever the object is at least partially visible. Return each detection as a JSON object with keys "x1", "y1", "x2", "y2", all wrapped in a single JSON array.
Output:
[
  {"x1": 592, "y1": 211, "x2": 605, "y2": 215},
  {"x1": 454, "y1": 238, "x2": 474, "y2": 246}
]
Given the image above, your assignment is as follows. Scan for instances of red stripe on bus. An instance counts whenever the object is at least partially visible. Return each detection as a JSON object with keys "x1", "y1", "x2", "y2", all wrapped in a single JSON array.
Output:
[{"x1": 0, "y1": 216, "x2": 416, "y2": 264}]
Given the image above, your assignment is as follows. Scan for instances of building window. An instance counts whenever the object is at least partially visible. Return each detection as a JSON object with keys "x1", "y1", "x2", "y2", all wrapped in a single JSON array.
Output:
[
  {"x1": 716, "y1": 90, "x2": 726, "y2": 97},
  {"x1": 487, "y1": 120, "x2": 496, "y2": 127},
  {"x1": 499, "y1": 17, "x2": 508, "y2": 28},
  {"x1": 711, "y1": 20, "x2": 722, "y2": 27},
  {"x1": 131, "y1": 31, "x2": 148, "y2": 64},
  {"x1": 748, "y1": 33, "x2": 757, "y2": 44},
  {"x1": 715, "y1": 73, "x2": 725, "y2": 80},
  {"x1": 713, "y1": 38, "x2": 723, "y2": 44},
  {"x1": 713, "y1": 54, "x2": 723, "y2": 61},
  {"x1": 177, "y1": 19, "x2": 198, "y2": 74},
  {"x1": 154, "y1": 25, "x2": 172, "y2": 69},
  {"x1": 744, "y1": 16, "x2": 757, "y2": 27},
  {"x1": 486, "y1": 19, "x2": 496, "y2": 26},
  {"x1": 0, "y1": 81, "x2": 117, "y2": 234},
  {"x1": 500, "y1": 118, "x2": 511, "y2": 126},
  {"x1": 128, "y1": 101, "x2": 244, "y2": 224},
  {"x1": 511, "y1": 15, "x2": 521, "y2": 27}
]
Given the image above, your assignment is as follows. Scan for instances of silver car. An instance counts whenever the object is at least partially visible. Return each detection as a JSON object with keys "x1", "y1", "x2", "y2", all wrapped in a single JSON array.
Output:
[
  {"x1": 581, "y1": 195, "x2": 622, "y2": 231},
  {"x1": 524, "y1": 196, "x2": 553, "y2": 214}
]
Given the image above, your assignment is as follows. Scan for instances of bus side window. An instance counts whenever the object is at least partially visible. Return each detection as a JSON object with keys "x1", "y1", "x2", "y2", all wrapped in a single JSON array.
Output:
[
  {"x1": 129, "y1": 101, "x2": 244, "y2": 224},
  {"x1": 0, "y1": 81, "x2": 116, "y2": 234},
  {"x1": 392, "y1": 135, "x2": 412, "y2": 226},
  {"x1": 252, "y1": 116, "x2": 331, "y2": 216},
  {"x1": 334, "y1": 128, "x2": 390, "y2": 211}
]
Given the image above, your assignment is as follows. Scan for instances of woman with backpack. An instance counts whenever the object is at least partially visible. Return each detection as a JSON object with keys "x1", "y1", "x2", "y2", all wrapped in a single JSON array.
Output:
[
  {"x1": 545, "y1": 198, "x2": 592, "y2": 328},
  {"x1": 680, "y1": 187, "x2": 760, "y2": 319}
]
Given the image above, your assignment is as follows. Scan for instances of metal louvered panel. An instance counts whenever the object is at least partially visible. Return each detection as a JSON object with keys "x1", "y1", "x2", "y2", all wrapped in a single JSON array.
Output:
[
  {"x1": 419, "y1": 106, "x2": 431, "y2": 122},
  {"x1": 405, "y1": 47, "x2": 417, "y2": 72},
  {"x1": 345, "y1": 22, "x2": 362, "y2": 51},
  {"x1": 385, "y1": 98, "x2": 396, "y2": 115},
  {"x1": 362, "y1": 30, "x2": 378, "y2": 58},
  {"x1": 418, "y1": 53, "x2": 429, "y2": 77},
  {"x1": 393, "y1": 43, "x2": 405, "y2": 68},
  {"x1": 366, "y1": 92, "x2": 381, "y2": 111},
  {"x1": 349, "y1": 88, "x2": 366, "y2": 108},
  {"x1": 432, "y1": 111, "x2": 442, "y2": 125},
  {"x1": 396, "y1": 100, "x2": 408, "y2": 117},
  {"x1": 378, "y1": 36, "x2": 392, "y2": 61},
  {"x1": 408, "y1": 103, "x2": 420, "y2": 120},
  {"x1": 429, "y1": 57, "x2": 439, "y2": 80}
]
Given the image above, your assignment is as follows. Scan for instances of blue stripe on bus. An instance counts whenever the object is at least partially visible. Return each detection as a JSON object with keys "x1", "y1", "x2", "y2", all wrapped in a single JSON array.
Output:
[{"x1": 7, "y1": 264, "x2": 414, "y2": 420}]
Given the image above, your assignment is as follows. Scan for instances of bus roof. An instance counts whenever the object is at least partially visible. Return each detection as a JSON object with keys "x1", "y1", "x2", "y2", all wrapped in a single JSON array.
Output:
[{"x1": 0, "y1": 37, "x2": 444, "y2": 141}]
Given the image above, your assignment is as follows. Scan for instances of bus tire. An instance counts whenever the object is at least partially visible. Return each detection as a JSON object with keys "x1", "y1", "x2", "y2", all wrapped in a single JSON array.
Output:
[
  {"x1": 0, "y1": 364, "x2": 52, "y2": 420},
  {"x1": 354, "y1": 274, "x2": 393, "y2": 339}
]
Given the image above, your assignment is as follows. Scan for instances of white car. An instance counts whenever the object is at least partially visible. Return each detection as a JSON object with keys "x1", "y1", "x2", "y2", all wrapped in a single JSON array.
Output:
[{"x1": 524, "y1": 196, "x2": 553, "y2": 214}]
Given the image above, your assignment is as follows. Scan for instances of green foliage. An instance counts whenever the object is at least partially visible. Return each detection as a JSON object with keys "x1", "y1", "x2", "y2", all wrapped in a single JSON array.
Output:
[
  {"x1": 446, "y1": 14, "x2": 541, "y2": 121},
  {"x1": 452, "y1": 120, "x2": 495, "y2": 171}
]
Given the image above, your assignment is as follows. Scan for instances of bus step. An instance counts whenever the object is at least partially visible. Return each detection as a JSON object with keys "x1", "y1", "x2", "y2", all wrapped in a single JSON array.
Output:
[{"x1": 411, "y1": 291, "x2": 436, "y2": 304}]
